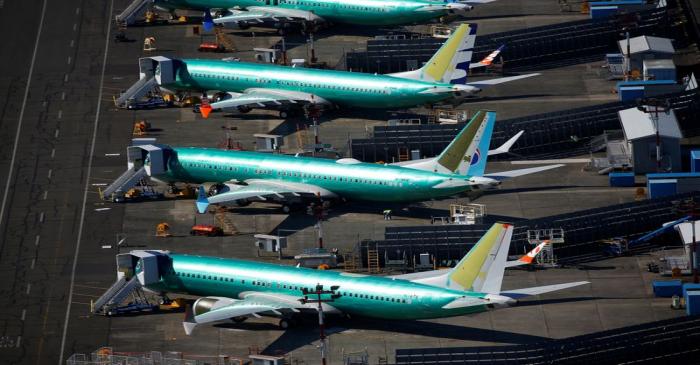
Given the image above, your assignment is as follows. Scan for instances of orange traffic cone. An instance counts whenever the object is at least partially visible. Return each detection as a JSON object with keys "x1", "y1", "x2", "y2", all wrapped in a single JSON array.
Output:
[{"x1": 200, "y1": 103, "x2": 212, "y2": 119}]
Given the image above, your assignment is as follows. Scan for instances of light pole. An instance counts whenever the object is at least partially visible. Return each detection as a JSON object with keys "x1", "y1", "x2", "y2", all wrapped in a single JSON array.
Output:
[
  {"x1": 300, "y1": 284, "x2": 341, "y2": 365},
  {"x1": 636, "y1": 98, "x2": 671, "y2": 172}
]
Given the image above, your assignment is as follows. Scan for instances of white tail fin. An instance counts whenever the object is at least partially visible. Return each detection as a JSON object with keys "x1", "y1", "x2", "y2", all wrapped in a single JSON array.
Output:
[
  {"x1": 396, "y1": 111, "x2": 495, "y2": 175},
  {"x1": 389, "y1": 23, "x2": 477, "y2": 85}
]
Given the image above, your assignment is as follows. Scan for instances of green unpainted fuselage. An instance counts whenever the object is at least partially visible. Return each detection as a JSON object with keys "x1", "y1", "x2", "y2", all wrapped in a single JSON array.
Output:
[
  {"x1": 157, "y1": 147, "x2": 473, "y2": 202},
  {"x1": 155, "y1": 0, "x2": 454, "y2": 26},
  {"x1": 146, "y1": 253, "x2": 488, "y2": 319},
  {"x1": 164, "y1": 59, "x2": 462, "y2": 109}
]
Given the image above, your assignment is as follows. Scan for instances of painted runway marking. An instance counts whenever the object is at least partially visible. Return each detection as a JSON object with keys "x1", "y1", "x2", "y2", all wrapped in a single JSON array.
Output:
[
  {"x1": 21, "y1": 309, "x2": 26, "y2": 321},
  {"x1": 64, "y1": 74, "x2": 69, "y2": 83},
  {"x1": 43, "y1": 190, "x2": 48, "y2": 200},
  {"x1": 57, "y1": 110, "x2": 62, "y2": 119},
  {"x1": 61, "y1": 91, "x2": 66, "y2": 100},
  {"x1": 39, "y1": 212, "x2": 44, "y2": 223},
  {"x1": 35, "y1": 235, "x2": 40, "y2": 246},
  {"x1": 67, "y1": 56, "x2": 72, "y2": 65},
  {"x1": 16, "y1": 336, "x2": 20, "y2": 348},
  {"x1": 31, "y1": 258, "x2": 35, "y2": 270},
  {"x1": 51, "y1": 148, "x2": 56, "y2": 159},
  {"x1": 54, "y1": 129, "x2": 60, "y2": 138},
  {"x1": 91, "y1": 183, "x2": 107, "y2": 186},
  {"x1": 70, "y1": 40, "x2": 75, "y2": 48},
  {"x1": 73, "y1": 23, "x2": 77, "y2": 31},
  {"x1": 47, "y1": 169, "x2": 52, "y2": 179},
  {"x1": 59, "y1": 1, "x2": 115, "y2": 363},
  {"x1": 0, "y1": 0, "x2": 49, "y2": 231},
  {"x1": 26, "y1": 283, "x2": 31, "y2": 295},
  {"x1": 104, "y1": 153, "x2": 120, "y2": 156},
  {"x1": 94, "y1": 208, "x2": 111, "y2": 212}
]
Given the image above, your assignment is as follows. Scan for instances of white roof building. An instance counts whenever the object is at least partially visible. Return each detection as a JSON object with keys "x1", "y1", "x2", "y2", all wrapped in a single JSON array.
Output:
[
  {"x1": 618, "y1": 36, "x2": 675, "y2": 56},
  {"x1": 618, "y1": 107, "x2": 682, "y2": 141}
]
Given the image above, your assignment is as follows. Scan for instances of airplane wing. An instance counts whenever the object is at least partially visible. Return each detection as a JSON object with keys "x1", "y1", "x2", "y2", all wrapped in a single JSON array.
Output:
[
  {"x1": 183, "y1": 292, "x2": 313, "y2": 335},
  {"x1": 214, "y1": 6, "x2": 324, "y2": 27},
  {"x1": 500, "y1": 281, "x2": 590, "y2": 299},
  {"x1": 196, "y1": 179, "x2": 337, "y2": 213},
  {"x1": 203, "y1": 88, "x2": 330, "y2": 118},
  {"x1": 483, "y1": 164, "x2": 564, "y2": 181},
  {"x1": 467, "y1": 73, "x2": 540, "y2": 87}
]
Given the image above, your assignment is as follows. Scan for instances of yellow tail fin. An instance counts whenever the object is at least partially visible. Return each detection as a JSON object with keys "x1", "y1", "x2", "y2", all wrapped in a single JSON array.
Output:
[{"x1": 447, "y1": 223, "x2": 512, "y2": 292}]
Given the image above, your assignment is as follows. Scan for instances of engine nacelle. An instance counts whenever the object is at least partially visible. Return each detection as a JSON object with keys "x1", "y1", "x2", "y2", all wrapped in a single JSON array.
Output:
[
  {"x1": 192, "y1": 296, "x2": 237, "y2": 317},
  {"x1": 202, "y1": 182, "x2": 242, "y2": 196},
  {"x1": 468, "y1": 176, "x2": 501, "y2": 190}
]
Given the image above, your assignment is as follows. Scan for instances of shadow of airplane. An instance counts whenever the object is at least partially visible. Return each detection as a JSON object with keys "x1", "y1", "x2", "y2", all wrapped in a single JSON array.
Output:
[{"x1": 258, "y1": 315, "x2": 553, "y2": 355}]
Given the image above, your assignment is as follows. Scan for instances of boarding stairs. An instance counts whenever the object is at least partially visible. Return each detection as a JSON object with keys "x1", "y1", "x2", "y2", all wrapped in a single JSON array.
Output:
[
  {"x1": 214, "y1": 208, "x2": 238, "y2": 235},
  {"x1": 115, "y1": 0, "x2": 153, "y2": 27},
  {"x1": 115, "y1": 76, "x2": 158, "y2": 108},
  {"x1": 101, "y1": 167, "x2": 147, "y2": 200},
  {"x1": 92, "y1": 276, "x2": 142, "y2": 315}
]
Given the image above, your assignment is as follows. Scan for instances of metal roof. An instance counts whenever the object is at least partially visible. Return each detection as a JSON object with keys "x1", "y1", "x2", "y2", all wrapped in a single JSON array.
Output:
[
  {"x1": 618, "y1": 36, "x2": 675, "y2": 55},
  {"x1": 618, "y1": 107, "x2": 682, "y2": 141}
]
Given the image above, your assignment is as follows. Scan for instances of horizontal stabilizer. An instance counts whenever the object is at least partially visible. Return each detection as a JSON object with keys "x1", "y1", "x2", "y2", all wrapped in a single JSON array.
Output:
[
  {"x1": 488, "y1": 130, "x2": 523, "y2": 156},
  {"x1": 484, "y1": 164, "x2": 564, "y2": 181},
  {"x1": 467, "y1": 73, "x2": 539, "y2": 88},
  {"x1": 500, "y1": 281, "x2": 589, "y2": 299}
]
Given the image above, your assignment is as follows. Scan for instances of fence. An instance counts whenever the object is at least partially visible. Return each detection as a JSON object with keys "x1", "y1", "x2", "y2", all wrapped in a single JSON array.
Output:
[
  {"x1": 359, "y1": 191, "x2": 700, "y2": 267},
  {"x1": 346, "y1": 4, "x2": 687, "y2": 73},
  {"x1": 350, "y1": 89, "x2": 700, "y2": 162},
  {"x1": 396, "y1": 315, "x2": 700, "y2": 364}
]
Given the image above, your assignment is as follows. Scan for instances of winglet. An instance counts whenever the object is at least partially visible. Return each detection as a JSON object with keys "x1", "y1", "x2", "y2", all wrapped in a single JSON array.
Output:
[
  {"x1": 488, "y1": 130, "x2": 523, "y2": 156},
  {"x1": 471, "y1": 44, "x2": 505, "y2": 69},
  {"x1": 196, "y1": 186, "x2": 210, "y2": 214},
  {"x1": 203, "y1": 9, "x2": 214, "y2": 32},
  {"x1": 183, "y1": 305, "x2": 197, "y2": 335},
  {"x1": 505, "y1": 240, "x2": 548, "y2": 267}
]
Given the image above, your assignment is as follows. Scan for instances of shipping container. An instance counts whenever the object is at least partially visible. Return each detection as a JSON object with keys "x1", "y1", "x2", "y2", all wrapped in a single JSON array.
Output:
[
  {"x1": 609, "y1": 172, "x2": 635, "y2": 187},
  {"x1": 690, "y1": 150, "x2": 700, "y2": 173},
  {"x1": 685, "y1": 291, "x2": 700, "y2": 316},
  {"x1": 683, "y1": 283, "x2": 700, "y2": 297},
  {"x1": 643, "y1": 59, "x2": 676, "y2": 81},
  {"x1": 653, "y1": 280, "x2": 683, "y2": 297},
  {"x1": 647, "y1": 179, "x2": 678, "y2": 199}
]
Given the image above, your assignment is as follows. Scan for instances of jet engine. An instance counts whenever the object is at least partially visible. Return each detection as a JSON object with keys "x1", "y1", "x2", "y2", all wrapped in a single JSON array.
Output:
[
  {"x1": 468, "y1": 176, "x2": 501, "y2": 190},
  {"x1": 192, "y1": 296, "x2": 238, "y2": 317}
]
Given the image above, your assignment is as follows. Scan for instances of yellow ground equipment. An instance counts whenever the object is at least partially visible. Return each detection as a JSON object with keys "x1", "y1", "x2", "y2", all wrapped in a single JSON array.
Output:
[
  {"x1": 143, "y1": 37, "x2": 157, "y2": 51},
  {"x1": 156, "y1": 222, "x2": 171, "y2": 237},
  {"x1": 132, "y1": 120, "x2": 151, "y2": 136}
]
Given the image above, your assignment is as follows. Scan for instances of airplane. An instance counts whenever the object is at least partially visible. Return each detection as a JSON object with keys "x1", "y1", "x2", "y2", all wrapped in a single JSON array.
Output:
[
  {"x1": 144, "y1": 23, "x2": 537, "y2": 119},
  {"x1": 120, "y1": 223, "x2": 588, "y2": 333},
  {"x1": 151, "y1": 0, "x2": 492, "y2": 32},
  {"x1": 130, "y1": 110, "x2": 562, "y2": 213}
]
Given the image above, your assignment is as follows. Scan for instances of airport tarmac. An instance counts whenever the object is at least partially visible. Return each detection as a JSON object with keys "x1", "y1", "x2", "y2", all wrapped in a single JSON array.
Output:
[{"x1": 0, "y1": 0, "x2": 686, "y2": 363}]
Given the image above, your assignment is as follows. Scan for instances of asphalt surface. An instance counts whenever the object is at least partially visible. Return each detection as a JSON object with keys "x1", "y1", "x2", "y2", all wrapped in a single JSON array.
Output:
[{"x1": 0, "y1": 0, "x2": 119, "y2": 363}]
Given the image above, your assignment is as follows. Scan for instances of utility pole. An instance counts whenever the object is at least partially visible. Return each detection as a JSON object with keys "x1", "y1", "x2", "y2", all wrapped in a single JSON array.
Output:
[
  {"x1": 300, "y1": 284, "x2": 341, "y2": 365},
  {"x1": 313, "y1": 192, "x2": 324, "y2": 249},
  {"x1": 636, "y1": 98, "x2": 671, "y2": 172}
]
